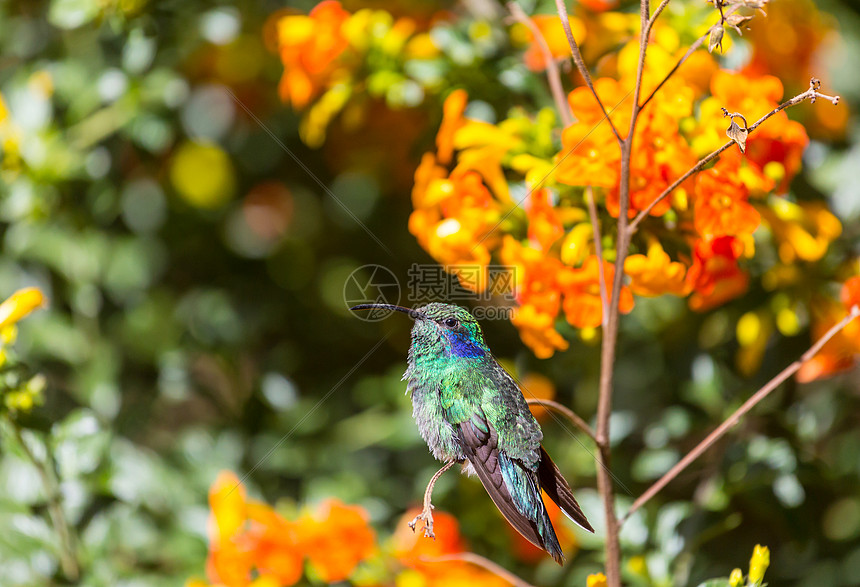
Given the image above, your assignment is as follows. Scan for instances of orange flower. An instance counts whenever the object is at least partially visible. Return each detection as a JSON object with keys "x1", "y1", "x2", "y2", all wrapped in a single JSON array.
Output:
[
  {"x1": 587, "y1": 573, "x2": 609, "y2": 587},
  {"x1": 297, "y1": 499, "x2": 376, "y2": 583},
  {"x1": 511, "y1": 304, "x2": 570, "y2": 359},
  {"x1": 437, "y1": 89, "x2": 469, "y2": 165},
  {"x1": 521, "y1": 15, "x2": 587, "y2": 72},
  {"x1": 841, "y1": 276, "x2": 860, "y2": 310},
  {"x1": 501, "y1": 237, "x2": 570, "y2": 357},
  {"x1": 410, "y1": 168, "x2": 501, "y2": 291},
  {"x1": 624, "y1": 241, "x2": 688, "y2": 297},
  {"x1": 277, "y1": 1, "x2": 351, "y2": 109},
  {"x1": 392, "y1": 508, "x2": 508, "y2": 587},
  {"x1": 567, "y1": 77, "x2": 631, "y2": 132},
  {"x1": 555, "y1": 122, "x2": 620, "y2": 190},
  {"x1": 559, "y1": 255, "x2": 633, "y2": 329},
  {"x1": 501, "y1": 236, "x2": 564, "y2": 315},
  {"x1": 797, "y1": 299, "x2": 860, "y2": 382},
  {"x1": 698, "y1": 71, "x2": 809, "y2": 191},
  {"x1": 412, "y1": 153, "x2": 449, "y2": 209},
  {"x1": 206, "y1": 471, "x2": 303, "y2": 587},
  {"x1": 693, "y1": 153, "x2": 760, "y2": 238},
  {"x1": 686, "y1": 236, "x2": 750, "y2": 311},
  {"x1": 527, "y1": 189, "x2": 564, "y2": 251}
]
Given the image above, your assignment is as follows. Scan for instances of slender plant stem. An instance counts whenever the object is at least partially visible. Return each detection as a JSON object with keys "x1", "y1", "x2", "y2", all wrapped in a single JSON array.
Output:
[
  {"x1": 586, "y1": 187, "x2": 609, "y2": 327},
  {"x1": 647, "y1": 0, "x2": 672, "y2": 31},
  {"x1": 527, "y1": 398, "x2": 596, "y2": 441},
  {"x1": 629, "y1": 79, "x2": 840, "y2": 232},
  {"x1": 421, "y1": 553, "x2": 537, "y2": 587},
  {"x1": 11, "y1": 424, "x2": 79, "y2": 581},
  {"x1": 554, "y1": 0, "x2": 623, "y2": 144},
  {"x1": 508, "y1": 2, "x2": 573, "y2": 127},
  {"x1": 639, "y1": 33, "x2": 707, "y2": 111},
  {"x1": 592, "y1": 1, "x2": 652, "y2": 583},
  {"x1": 623, "y1": 305, "x2": 860, "y2": 522}
]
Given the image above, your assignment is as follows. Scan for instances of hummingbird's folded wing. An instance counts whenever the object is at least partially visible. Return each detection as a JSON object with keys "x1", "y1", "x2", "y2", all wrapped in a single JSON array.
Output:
[
  {"x1": 537, "y1": 447, "x2": 594, "y2": 533},
  {"x1": 458, "y1": 419, "x2": 565, "y2": 564}
]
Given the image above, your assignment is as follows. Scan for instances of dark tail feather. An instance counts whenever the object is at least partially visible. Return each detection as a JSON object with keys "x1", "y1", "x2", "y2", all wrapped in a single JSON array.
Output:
[
  {"x1": 538, "y1": 446, "x2": 594, "y2": 533},
  {"x1": 458, "y1": 422, "x2": 565, "y2": 564}
]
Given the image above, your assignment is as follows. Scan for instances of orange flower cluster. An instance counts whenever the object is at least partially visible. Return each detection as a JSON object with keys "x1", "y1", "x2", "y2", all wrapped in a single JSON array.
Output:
[
  {"x1": 275, "y1": 2, "x2": 435, "y2": 146},
  {"x1": 277, "y1": 1, "x2": 351, "y2": 109},
  {"x1": 194, "y1": 472, "x2": 522, "y2": 587},
  {"x1": 200, "y1": 471, "x2": 374, "y2": 586},
  {"x1": 410, "y1": 16, "x2": 835, "y2": 357},
  {"x1": 392, "y1": 507, "x2": 509, "y2": 587},
  {"x1": 409, "y1": 89, "x2": 517, "y2": 291}
]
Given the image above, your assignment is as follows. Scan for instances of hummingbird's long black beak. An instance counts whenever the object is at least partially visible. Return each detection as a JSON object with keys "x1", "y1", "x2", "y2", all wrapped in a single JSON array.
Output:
[{"x1": 350, "y1": 303, "x2": 426, "y2": 320}]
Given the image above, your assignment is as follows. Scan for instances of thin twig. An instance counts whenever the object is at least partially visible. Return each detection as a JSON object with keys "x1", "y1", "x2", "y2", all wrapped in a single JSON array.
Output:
[
  {"x1": 554, "y1": 0, "x2": 623, "y2": 143},
  {"x1": 629, "y1": 78, "x2": 840, "y2": 232},
  {"x1": 527, "y1": 398, "x2": 596, "y2": 441},
  {"x1": 622, "y1": 305, "x2": 860, "y2": 523},
  {"x1": 647, "y1": 0, "x2": 672, "y2": 31},
  {"x1": 508, "y1": 2, "x2": 573, "y2": 127},
  {"x1": 639, "y1": 33, "x2": 707, "y2": 111},
  {"x1": 11, "y1": 424, "x2": 79, "y2": 580},
  {"x1": 421, "y1": 553, "x2": 537, "y2": 587},
  {"x1": 585, "y1": 187, "x2": 609, "y2": 326}
]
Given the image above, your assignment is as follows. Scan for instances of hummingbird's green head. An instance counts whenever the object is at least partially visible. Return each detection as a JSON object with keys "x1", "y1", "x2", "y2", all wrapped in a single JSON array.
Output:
[{"x1": 350, "y1": 302, "x2": 488, "y2": 358}]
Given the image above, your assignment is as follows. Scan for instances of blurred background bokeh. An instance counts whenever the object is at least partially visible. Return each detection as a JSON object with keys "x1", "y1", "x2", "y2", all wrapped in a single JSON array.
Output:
[{"x1": 2, "y1": 0, "x2": 860, "y2": 586}]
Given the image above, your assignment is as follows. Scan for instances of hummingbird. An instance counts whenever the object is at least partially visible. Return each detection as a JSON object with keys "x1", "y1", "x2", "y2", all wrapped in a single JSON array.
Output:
[{"x1": 351, "y1": 302, "x2": 593, "y2": 563}]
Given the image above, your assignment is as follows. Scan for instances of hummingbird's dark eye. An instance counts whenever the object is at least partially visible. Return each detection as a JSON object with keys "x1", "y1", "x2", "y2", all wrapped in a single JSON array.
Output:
[{"x1": 444, "y1": 317, "x2": 458, "y2": 328}]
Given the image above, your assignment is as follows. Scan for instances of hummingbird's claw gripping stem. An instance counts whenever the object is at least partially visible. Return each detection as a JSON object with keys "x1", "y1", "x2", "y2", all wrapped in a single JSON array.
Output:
[{"x1": 409, "y1": 460, "x2": 457, "y2": 540}]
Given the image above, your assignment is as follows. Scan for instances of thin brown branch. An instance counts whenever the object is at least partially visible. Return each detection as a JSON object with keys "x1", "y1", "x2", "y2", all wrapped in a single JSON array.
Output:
[
  {"x1": 585, "y1": 187, "x2": 609, "y2": 327},
  {"x1": 420, "y1": 553, "x2": 536, "y2": 587},
  {"x1": 554, "y1": 0, "x2": 623, "y2": 144},
  {"x1": 11, "y1": 424, "x2": 79, "y2": 581},
  {"x1": 647, "y1": 0, "x2": 672, "y2": 30},
  {"x1": 527, "y1": 398, "x2": 596, "y2": 441},
  {"x1": 629, "y1": 78, "x2": 840, "y2": 233},
  {"x1": 622, "y1": 305, "x2": 860, "y2": 523},
  {"x1": 508, "y1": 3, "x2": 573, "y2": 127},
  {"x1": 639, "y1": 33, "x2": 707, "y2": 111},
  {"x1": 590, "y1": 0, "x2": 654, "y2": 583}
]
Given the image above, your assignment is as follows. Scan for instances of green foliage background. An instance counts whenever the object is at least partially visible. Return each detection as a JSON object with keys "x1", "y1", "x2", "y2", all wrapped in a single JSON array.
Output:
[{"x1": 1, "y1": 0, "x2": 860, "y2": 585}]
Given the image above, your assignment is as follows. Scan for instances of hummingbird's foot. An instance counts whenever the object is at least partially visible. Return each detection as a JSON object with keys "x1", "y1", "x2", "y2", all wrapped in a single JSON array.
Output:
[
  {"x1": 408, "y1": 504, "x2": 436, "y2": 538},
  {"x1": 410, "y1": 460, "x2": 457, "y2": 540}
]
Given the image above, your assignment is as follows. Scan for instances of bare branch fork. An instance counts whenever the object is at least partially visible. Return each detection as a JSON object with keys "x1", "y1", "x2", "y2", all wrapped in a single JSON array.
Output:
[{"x1": 623, "y1": 305, "x2": 860, "y2": 522}]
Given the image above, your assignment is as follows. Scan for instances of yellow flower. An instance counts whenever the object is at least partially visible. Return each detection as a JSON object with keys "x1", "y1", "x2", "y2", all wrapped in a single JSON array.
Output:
[
  {"x1": 759, "y1": 199, "x2": 842, "y2": 263},
  {"x1": 0, "y1": 288, "x2": 47, "y2": 331},
  {"x1": 624, "y1": 241, "x2": 688, "y2": 297},
  {"x1": 748, "y1": 544, "x2": 770, "y2": 585},
  {"x1": 729, "y1": 567, "x2": 744, "y2": 587},
  {"x1": 586, "y1": 572, "x2": 608, "y2": 587}
]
